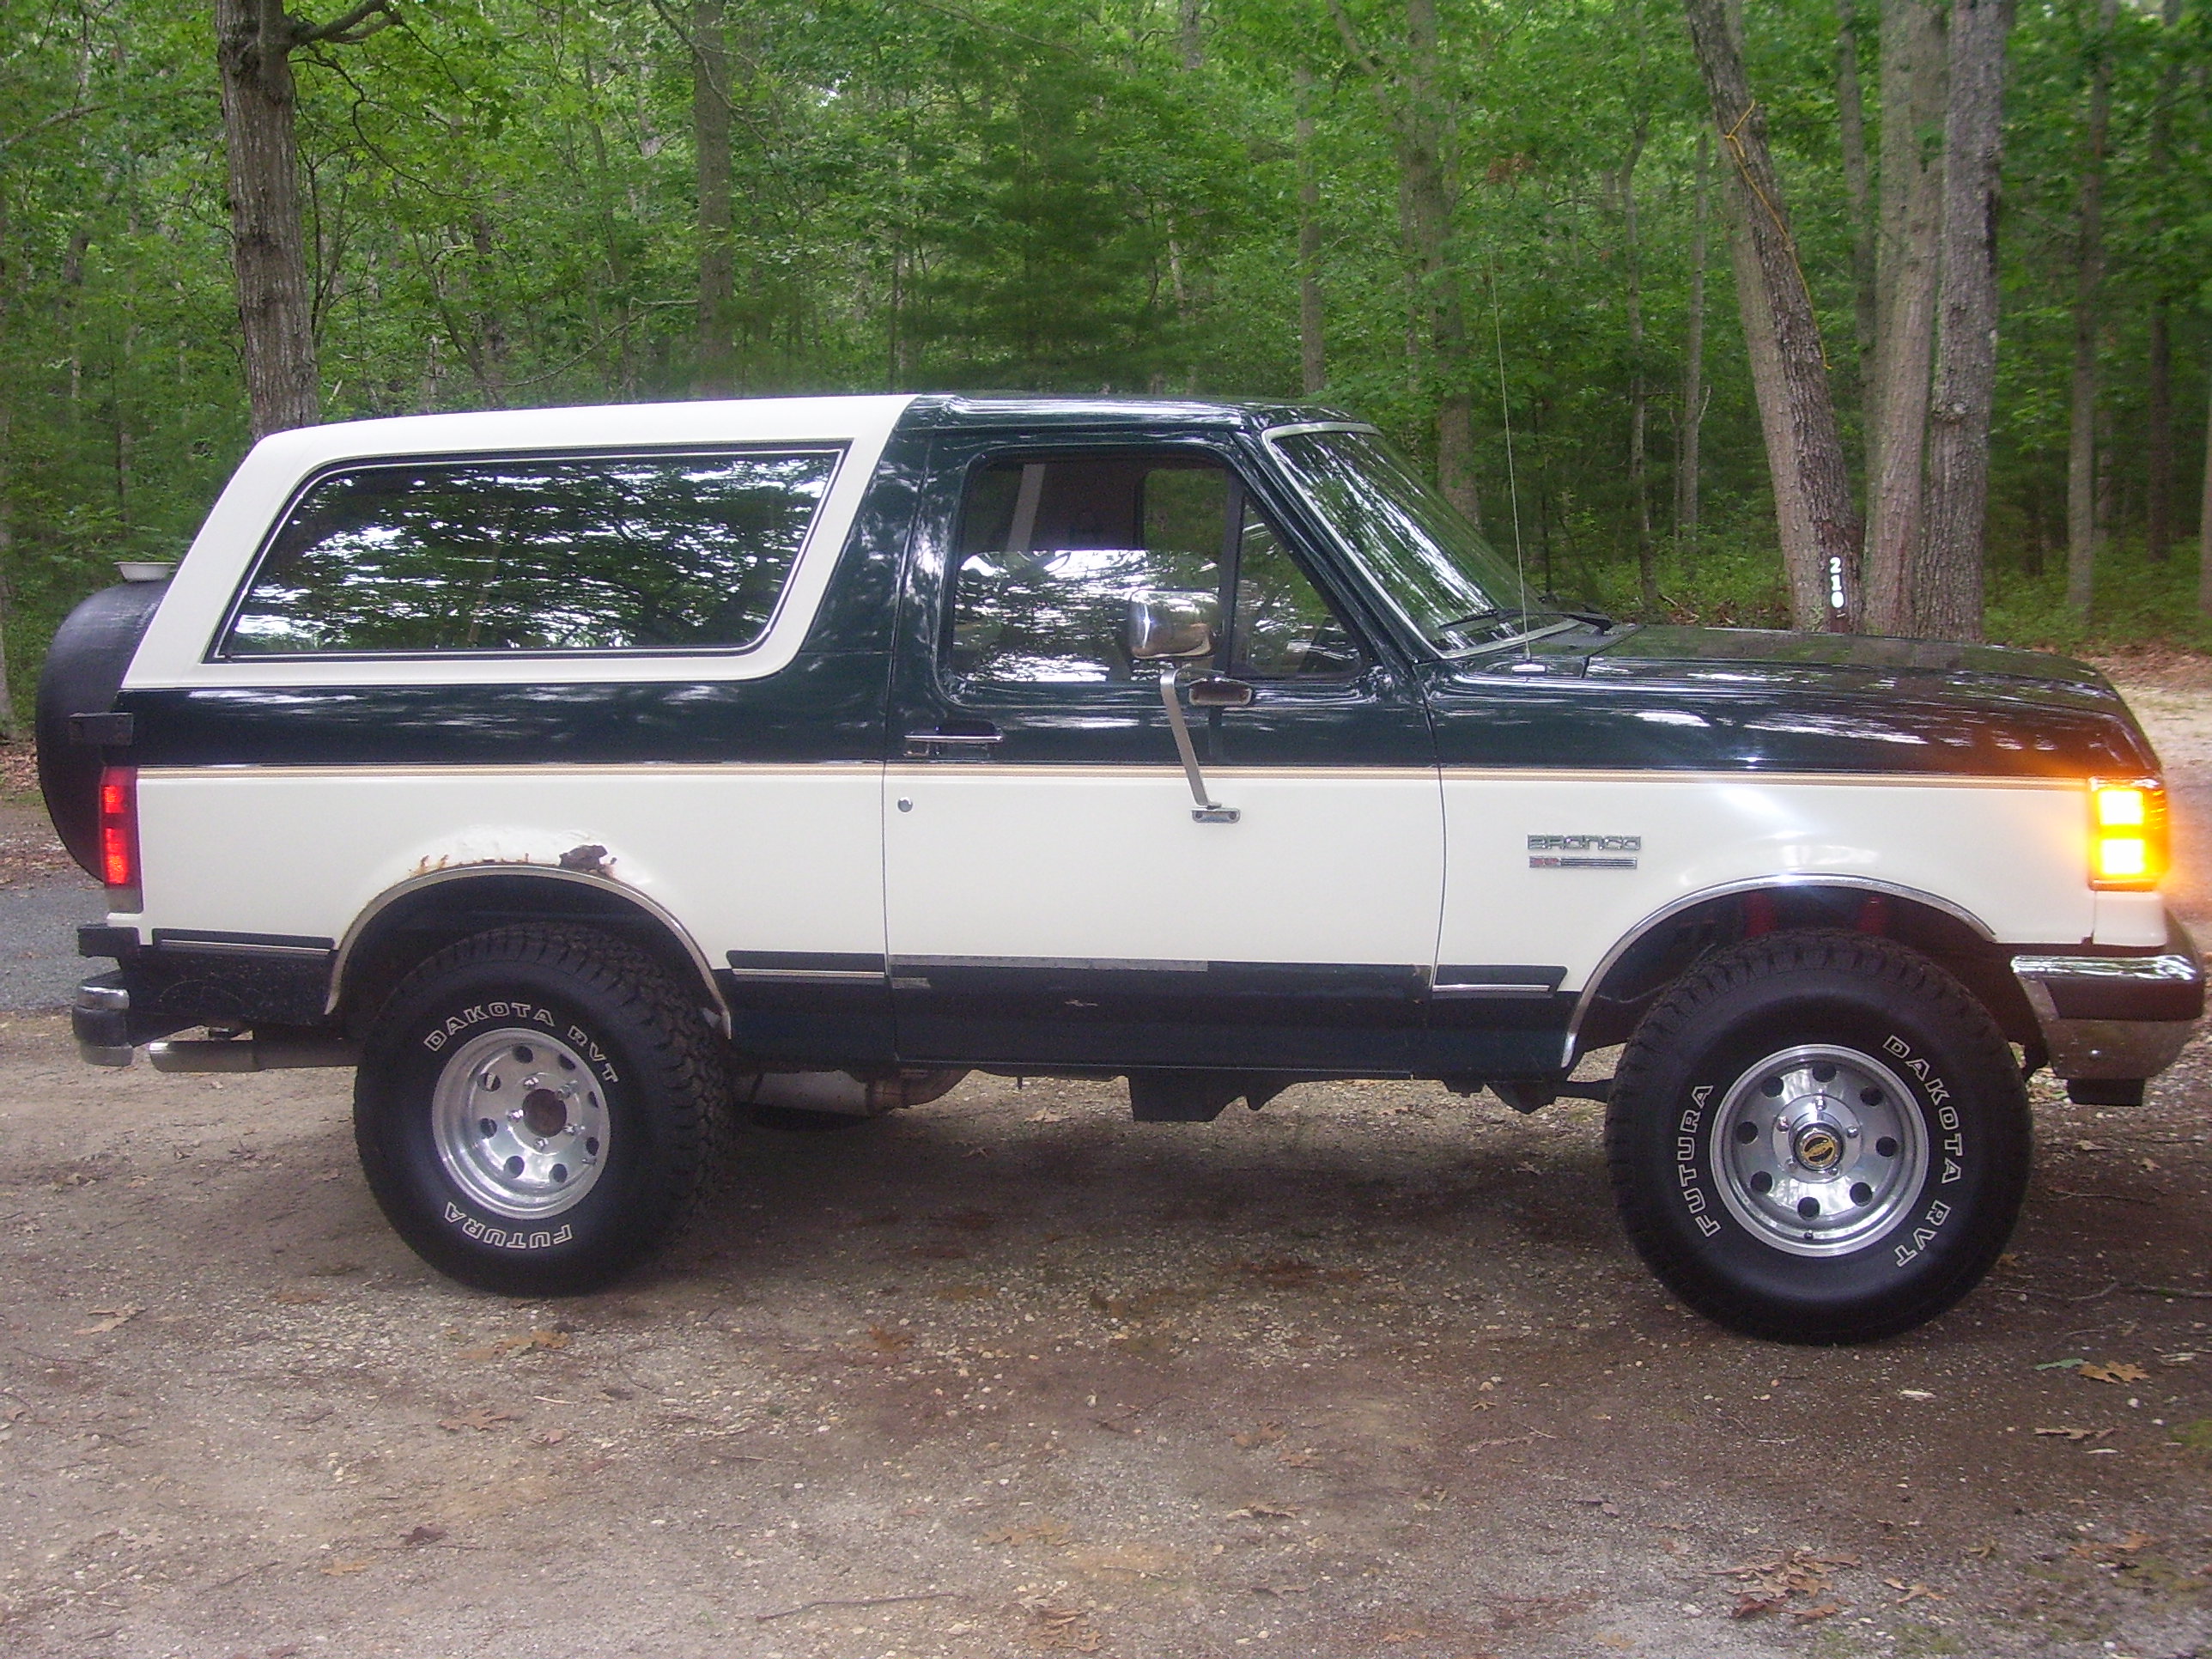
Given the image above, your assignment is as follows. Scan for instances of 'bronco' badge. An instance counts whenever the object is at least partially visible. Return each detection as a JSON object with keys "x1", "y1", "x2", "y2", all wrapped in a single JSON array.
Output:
[{"x1": 1528, "y1": 834, "x2": 1640, "y2": 870}]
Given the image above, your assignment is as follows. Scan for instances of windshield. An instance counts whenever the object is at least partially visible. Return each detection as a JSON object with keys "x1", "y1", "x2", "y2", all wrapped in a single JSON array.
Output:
[{"x1": 1269, "y1": 426, "x2": 1537, "y2": 653}]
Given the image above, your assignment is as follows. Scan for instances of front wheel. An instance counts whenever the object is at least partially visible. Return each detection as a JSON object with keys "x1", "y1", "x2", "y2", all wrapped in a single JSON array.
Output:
[
  {"x1": 355, "y1": 925, "x2": 727, "y2": 1296},
  {"x1": 1606, "y1": 931, "x2": 2031, "y2": 1343}
]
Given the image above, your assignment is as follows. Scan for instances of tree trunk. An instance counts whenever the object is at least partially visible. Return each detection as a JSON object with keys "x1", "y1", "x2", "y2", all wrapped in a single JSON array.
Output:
[
  {"x1": 1834, "y1": 0, "x2": 1878, "y2": 396},
  {"x1": 1401, "y1": 0, "x2": 1478, "y2": 526},
  {"x1": 1295, "y1": 65, "x2": 1326, "y2": 396},
  {"x1": 2149, "y1": 298, "x2": 2173, "y2": 561},
  {"x1": 216, "y1": 0, "x2": 321, "y2": 438},
  {"x1": 2199, "y1": 360, "x2": 2212, "y2": 612},
  {"x1": 1621, "y1": 122, "x2": 1656, "y2": 612},
  {"x1": 1179, "y1": 0, "x2": 1203, "y2": 70},
  {"x1": 2066, "y1": 0, "x2": 2118, "y2": 620},
  {"x1": 0, "y1": 401, "x2": 18, "y2": 739},
  {"x1": 694, "y1": 0, "x2": 738, "y2": 397},
  {"x1": 1684, "y1": 0, "x2": 1861, "y2": 629},
  {"x1": 1862, "y1": 0, "x2": 1948, "y2": 635},
  {"x1": 1676, "y1": 132, "x2": 1711, "y2": 554},
  {"x1": 2144, "y1": 0, "x2": 2183, "y2": 562},
  {"x1": 1917, "y1": 0, "x2": 2013, "y2": 642}
]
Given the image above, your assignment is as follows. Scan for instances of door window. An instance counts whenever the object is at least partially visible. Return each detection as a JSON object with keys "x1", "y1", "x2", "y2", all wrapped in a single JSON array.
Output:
[{"x1": 950, "y1": 453, "x2": 1358, "y2": 685}]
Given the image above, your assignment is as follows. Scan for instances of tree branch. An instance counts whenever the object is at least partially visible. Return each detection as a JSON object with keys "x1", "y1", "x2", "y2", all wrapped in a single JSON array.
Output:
[{"x1": 291, "y1": 0, "x2": 399, "y2": 47}]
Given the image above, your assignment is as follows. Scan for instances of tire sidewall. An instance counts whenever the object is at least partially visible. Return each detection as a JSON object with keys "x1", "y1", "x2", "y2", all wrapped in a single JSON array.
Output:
[
  {"x1": 1617, "y1": 952, "x2": 2029, "y2": 1340},
  {"x1": 356, "y1": 952, "x2": 682, "y2": 1291}
]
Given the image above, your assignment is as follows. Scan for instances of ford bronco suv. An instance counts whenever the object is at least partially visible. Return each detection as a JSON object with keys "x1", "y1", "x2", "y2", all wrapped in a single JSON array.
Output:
[{"x1": 38, "y1": 394, "x2": 2203, "y2": 1342}]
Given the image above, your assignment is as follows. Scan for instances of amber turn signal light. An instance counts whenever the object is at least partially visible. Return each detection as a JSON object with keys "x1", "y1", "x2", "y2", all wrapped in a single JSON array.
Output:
[{"x1": 2088, "y1": 779, "x2": 2165, "y2": 890}]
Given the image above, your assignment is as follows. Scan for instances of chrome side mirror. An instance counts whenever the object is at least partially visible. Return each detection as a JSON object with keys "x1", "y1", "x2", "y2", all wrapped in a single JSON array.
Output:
[{"x1": 1126, "y1": 591, "x2": 1219, "y2": 661}]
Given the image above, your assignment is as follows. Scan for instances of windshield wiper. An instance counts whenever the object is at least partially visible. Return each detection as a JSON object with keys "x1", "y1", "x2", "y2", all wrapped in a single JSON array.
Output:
[{"x1": 1432, "y1": 605, "x2": 1519, "y2": 637}]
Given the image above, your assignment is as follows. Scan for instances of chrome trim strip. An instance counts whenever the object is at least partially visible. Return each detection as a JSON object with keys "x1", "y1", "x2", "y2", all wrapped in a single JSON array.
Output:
[
  {"x1": 1562, "y1": 875, "x2": 1999, "y2": 1066},
  {"x1": 1442, "y1": 768, "x2": 2084, "y2": 789},
  {"x1": 1432, "y1": 983, "x2": 1557, "y2": 999},
  {"x1": 722, "y1": 967, "x2": 884, "y2": 982},
  {"x1": 328, "y1": 865, "x2": 731, "y2": 1034},
  {"x1": 893, "y1": 955, "x2": 1211, "y2": 973},
  {"x1": 152, "y1": 939, "x2": 333, "y2": 960},
  {"x1": 137, "y1": 761, "x2": 883, "y2": 781}
]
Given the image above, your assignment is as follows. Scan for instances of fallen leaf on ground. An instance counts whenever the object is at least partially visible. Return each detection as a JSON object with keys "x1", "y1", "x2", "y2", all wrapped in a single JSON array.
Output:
[
  {"x1": 1276, "y1": 1448, "x2": 1320, "y2": 1467},
  {"x1": 1789, "y1": 1601, "x2": 1844, "y2": 1623},
  {"x1": 532, "y1": 1428, "x2": 568, "y2": 1446},
  {"x1": 1965, "y1": 1540, "x2": 1997, "y2": 1559},
  {"x1": 1224, "y1": 1502, "x2": 1299, "y2": 1519},
  {"x1": 867, "y1": 1325, "x2": 914, "y2": 1353},
  {"x1": 437, "y1": 1408, "x2": 519, "y2": 1432},
  {"x1": 1231, "y1": 1422, "x2": 1285, "y2": 1449},
  {"x1": 1250, "y1": 1582, "x2": 1311, "y2": 1596},
  {"x1": 319, "y1": 1559, "x2": 374, "y2": 1576},
  {"x1": 1024, "y1": 1109, "x2": 1068, "y2": 1124},
  {"x1": 1378, "y1": 1629, "x2": 1426, "y2": 1644},
  {"x1": 2080, "y1": 1361, "x2": 2149, "y2": 1384},
  {"x1": 1730, "y1": 1593, "x2": 1789, "y2": 1619},
  {"x1": 1020, "y1": 1598, "x2": 1100, "y2": 1652},
  {"x1": 2070, "y1": 1532, "x2": 2158, "y2": 1565},
  {"x1": 460, "y1": 1328, "x2": 568, "y2": 1360},
  {"x1": 270, "y1": 1288, "x2": 328, "y2": 1306},
  {"x1": 2034, "y1": 1357, "x2": 2085, "y2": 1370},
  {"x1": 401, "y1": 1525, "x2": 447, "y2": 1547},
  {"x1": 1885, "y1": 1580, "x2": 1944, "y2": 1605},
  {"x1": 984, "y1": 1520, "x2": 1072, "y2": 1547},
  {"x1": 73, "y1": 1305, "x2": 142, "y2": 1334}
]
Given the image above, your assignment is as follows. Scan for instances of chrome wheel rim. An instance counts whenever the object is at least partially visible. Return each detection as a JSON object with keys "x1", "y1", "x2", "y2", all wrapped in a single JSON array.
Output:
[
  {"x1": 1707, "y1": 1043, "x2": 1929, "y2": 1258},
  {"x1": 431, "y1": 1028, "x2": 609, "y2": 1220}
]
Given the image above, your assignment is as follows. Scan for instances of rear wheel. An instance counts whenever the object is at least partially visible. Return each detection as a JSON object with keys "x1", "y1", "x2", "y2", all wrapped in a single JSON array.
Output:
[
  {"x1": 1606, "y1": 930, "x2": 2031, "y2": 1343},
  {"x1": 355, "y1": 925, "x2": 726, "y2": 1295}
]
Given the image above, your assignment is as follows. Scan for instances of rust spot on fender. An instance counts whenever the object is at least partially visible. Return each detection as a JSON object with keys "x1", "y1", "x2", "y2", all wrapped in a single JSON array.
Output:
[{"x1": 558, "y1": 843, "x2": 615, "y2": 878}]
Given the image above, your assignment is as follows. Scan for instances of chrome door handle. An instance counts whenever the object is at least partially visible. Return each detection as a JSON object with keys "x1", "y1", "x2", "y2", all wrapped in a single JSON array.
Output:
[{"x1": 903, "y1": 727, "x2": 1003, "y2": 758}]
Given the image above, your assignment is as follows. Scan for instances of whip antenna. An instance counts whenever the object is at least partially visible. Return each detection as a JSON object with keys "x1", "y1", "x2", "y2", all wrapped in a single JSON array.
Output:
[{"x1": 1487, "y1": 254, "x2": 1530, "y2": 654}]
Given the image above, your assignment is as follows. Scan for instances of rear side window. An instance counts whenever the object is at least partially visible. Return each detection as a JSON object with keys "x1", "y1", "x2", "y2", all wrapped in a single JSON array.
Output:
[{"x1": 219, "y1": 449, "x2": 839, "y2": 656}]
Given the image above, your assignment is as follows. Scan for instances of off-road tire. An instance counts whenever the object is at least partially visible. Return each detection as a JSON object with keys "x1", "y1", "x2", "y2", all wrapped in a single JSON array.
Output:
[
  {"x1": 1606, "y1": 930, "x2": 2031, "y2": 1344},
  {"x1": 355, "y1": 924, "x2": 727, "y2": 1295}
]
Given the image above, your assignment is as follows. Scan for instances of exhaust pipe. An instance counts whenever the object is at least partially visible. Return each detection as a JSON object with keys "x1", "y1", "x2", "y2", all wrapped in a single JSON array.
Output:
[
  {"x1": 736, "y1": 1066, "x2": 967, "y2": 1118},
  {"x1": 147, "y1": 1032, "x2": 360, "y2": 1073}
]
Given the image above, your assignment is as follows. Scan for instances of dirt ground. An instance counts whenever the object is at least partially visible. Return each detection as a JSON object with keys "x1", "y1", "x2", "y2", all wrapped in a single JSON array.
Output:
[{"x1": 3, "y1": 667, "x2": 2211, "y2": 1659}]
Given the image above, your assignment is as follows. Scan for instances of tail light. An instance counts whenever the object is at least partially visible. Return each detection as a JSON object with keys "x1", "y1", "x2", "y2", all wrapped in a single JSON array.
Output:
[
  {"x1": 2088, "y1": 778, "x2": 2165, "y2": 890},
  {"x1": 98, "y1": 765, "x2": 139, "y2": 897}
]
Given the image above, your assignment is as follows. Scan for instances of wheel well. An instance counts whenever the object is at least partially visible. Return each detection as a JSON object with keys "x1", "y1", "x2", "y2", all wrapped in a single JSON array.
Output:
[
  {"x1": 334, "y1": 872, "x2": 726, "y2": 1039},
  {"x1": 1573, "y1": 884, "x2": 2039, "y2": 1060}
]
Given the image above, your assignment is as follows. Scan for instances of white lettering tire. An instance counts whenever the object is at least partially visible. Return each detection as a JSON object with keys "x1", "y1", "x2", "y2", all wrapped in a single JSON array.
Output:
[
  {"x1": 355, "y1": 925, "x2": 727, "y2": 1296},
  {"x1": 1606, "y1": 931, "x2": 2031, "y2": 1343}
]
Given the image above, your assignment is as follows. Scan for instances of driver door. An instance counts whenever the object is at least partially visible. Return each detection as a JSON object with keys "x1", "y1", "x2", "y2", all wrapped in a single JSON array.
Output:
[{"x1": 883, "y1": 432, "x2": 1443, "y2": 1072}]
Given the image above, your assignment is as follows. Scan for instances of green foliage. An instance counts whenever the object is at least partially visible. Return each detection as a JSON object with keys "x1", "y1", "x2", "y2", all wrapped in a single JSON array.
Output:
[{"x1": 1, "y1": 0, "x2": 2210, "y2": 731}]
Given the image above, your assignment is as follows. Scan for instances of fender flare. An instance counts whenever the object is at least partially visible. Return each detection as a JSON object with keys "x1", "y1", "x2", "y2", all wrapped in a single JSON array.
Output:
[{"x1": 329, "y1": 865, "x2": 732, "y2": 1035}]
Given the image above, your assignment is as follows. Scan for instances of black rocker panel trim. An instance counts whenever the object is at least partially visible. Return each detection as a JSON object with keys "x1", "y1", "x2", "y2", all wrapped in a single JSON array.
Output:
[
  {"x1": 149, "y1": 927, "x2": 337, "y2": 957},
  {"x1": 726, "y1": 949, "x2": 887, "y2": 979},
  {"x1": 713, "y1": 969, "x2": 894, "y2": 1068}
]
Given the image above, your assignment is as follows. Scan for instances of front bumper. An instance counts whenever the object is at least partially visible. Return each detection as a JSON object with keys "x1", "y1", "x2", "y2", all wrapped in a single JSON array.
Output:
[{"x1": 2012, "y1": 917, "x2": 2203, "y2": 1084}]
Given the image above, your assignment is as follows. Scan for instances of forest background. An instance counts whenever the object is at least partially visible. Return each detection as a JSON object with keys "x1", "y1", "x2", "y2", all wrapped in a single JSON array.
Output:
[{"x1": 2, "y1": 0, "x2": 2209, "y2": 727}]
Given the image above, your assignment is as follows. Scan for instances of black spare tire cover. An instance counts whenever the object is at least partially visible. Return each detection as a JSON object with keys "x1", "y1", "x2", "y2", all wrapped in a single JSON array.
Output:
[{"x1": 37, "y1": 579, "x2": 167, "y2": 878}]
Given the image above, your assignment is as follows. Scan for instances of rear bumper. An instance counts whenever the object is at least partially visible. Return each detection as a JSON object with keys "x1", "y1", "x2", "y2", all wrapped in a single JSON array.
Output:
[{"x1": 2012, "y1": 917, "x2": 2203, "y2": 1082}]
